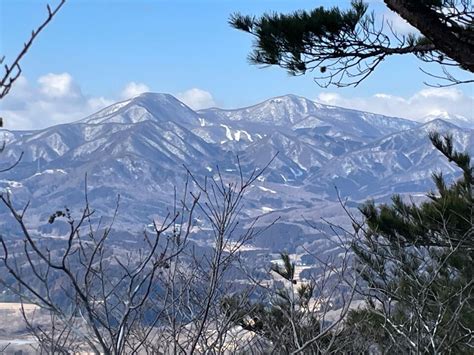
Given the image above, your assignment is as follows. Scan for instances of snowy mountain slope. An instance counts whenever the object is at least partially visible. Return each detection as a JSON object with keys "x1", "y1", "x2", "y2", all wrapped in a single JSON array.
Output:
[
  {"x1": 0, "y1": 93, "x2": 471, "y2": 254},
  {"x1": 309, "y1": 119, "x2": 473, "y2": 200},
  {"x1": 83, "y1": 93, "x2": 201, "y2": 126},
  {"x1": 199, "y1": 94, "x2": 418, "y2": 140}
]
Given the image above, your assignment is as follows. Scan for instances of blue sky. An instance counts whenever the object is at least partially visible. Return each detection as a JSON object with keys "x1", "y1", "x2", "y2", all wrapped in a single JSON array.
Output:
[{"x1": 1, "y1": 0, "x2": 472, "y2": 129}]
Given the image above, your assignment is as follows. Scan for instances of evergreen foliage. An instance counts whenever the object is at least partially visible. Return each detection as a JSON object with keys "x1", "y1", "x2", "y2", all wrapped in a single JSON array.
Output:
[
  {"x1": 351, "y1": 133, "x2": 473, "y2": 353},
  {"x1": 230, "y1": 0, "x2": 474, "y2": 87}
]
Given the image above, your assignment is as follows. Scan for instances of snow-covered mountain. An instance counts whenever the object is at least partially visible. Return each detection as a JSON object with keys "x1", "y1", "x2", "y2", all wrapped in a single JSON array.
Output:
[
  {"x1": 421, "y1": 111, "x2": 474, "y2": 129},
  {"x1": 0, "y1": 93, "x2": 472, "y2": 254},
  {"x1": 198, "y1": 94, "x2": 417, "y2": 144}
]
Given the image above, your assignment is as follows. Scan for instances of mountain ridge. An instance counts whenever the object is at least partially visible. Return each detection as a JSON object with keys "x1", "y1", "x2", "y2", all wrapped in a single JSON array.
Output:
[{"x1": 0, "y1": 93, "x2": 472, "y2": 242}]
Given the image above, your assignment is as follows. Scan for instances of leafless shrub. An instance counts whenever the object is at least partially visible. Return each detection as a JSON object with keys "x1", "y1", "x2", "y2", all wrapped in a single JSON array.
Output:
[
  {"x1": 0, "y1": 176, "x2": 199, "y2": 354},
  {"x1": 0, "y1": 160, "x2": 279, "y2": 354}
]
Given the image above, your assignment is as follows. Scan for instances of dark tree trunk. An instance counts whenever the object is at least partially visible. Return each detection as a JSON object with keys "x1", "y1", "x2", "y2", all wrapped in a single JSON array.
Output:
[{"x1": 384, "y1": 0, "x2": 474, "y2": 72}]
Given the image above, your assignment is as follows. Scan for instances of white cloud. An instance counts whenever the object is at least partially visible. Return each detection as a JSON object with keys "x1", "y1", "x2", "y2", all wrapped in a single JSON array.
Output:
[
  {"x1": 1, "y1": 73, "x2": 117, "y2": 130},
  {"x1": 317, "y1": 92, "x2": 341, "y2": 104},
  {"x1": 37, "y1": 73, "x2": 81, "y2": 98},
  {"x1": 176, "y1": 88, "x2": 216, "y2": 110},
  {"x1": 316, "y1": 87, "x2": 473, "y2": 123},
  {"x1": 120, "y1": 82, "x2": 150, "y2": 100}
]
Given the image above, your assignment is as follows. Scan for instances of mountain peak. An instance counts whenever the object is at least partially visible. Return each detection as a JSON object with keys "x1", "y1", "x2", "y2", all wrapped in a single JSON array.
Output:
[
  {"x1": 420, "y1": 118, "x2": 461, "y2": 131},
  {"x1": 82, "y1": 92, "x2": 200, "y2": 126},
  {"x1": 198, "y1": 94, "x2": 320, "y2": 125},
  {"x1": 129, "y1": 92, "x2": 181, "y2": 104},
  {"x1": 267, "y1": 93, "x2": 313, "y2": 103},
  {"x1": 421, "y1": 112, "x2": 473, "y2": 129},
  {"x1": 263, "y1": 94, "x2": 317, "y2": 107}
]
